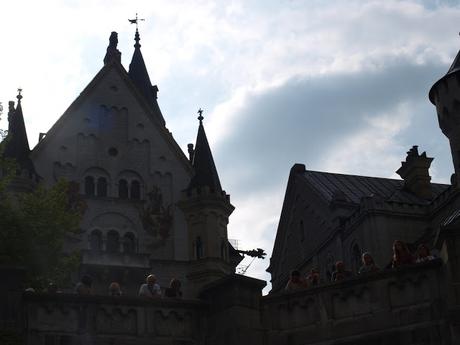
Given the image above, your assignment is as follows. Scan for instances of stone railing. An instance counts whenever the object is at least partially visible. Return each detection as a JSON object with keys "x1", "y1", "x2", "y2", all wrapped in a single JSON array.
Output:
[
  {"x1": 261, "y1": 259, "x2": 449, "y2": 345},
  {"x1": 23, "y1": 293, "x2": 207, "y2": 345},
  {"x1": 5, "y1": 260, "x2": 459, "y2": 344}
]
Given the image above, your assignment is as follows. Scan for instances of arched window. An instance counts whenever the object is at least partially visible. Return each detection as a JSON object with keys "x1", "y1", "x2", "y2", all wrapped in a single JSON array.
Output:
[
  {"x1": 123, "y1": 232, "x2": 135, "y2": 254},
  {"x1": 299, "y1": 220, "x2": 305, "y2": 242},
  {"x1": 106, "y1": 230, "x2": 120, "y2": 253},
  {"x1": 326, "y1": 253, "x2": 334, "y2": 281},
  {"x1": 130, "y1": 180, "x2": 140, "y2": 200},
  {"x1": 352, "y1": 243, "x2": 362, "y2": 273},
  {"x1": 97, "y1": 177, "x2": 108, "y2": 197},
  {"x1": 196, "y1": 236, "x2": 203, "y2": 259},
  {"x1": 118, "y1": 179, "x2": 128, "y2": 199},
  {"x1": 220, "y1": 240, "x2": 227, "y2": 260},
  {"x1": 90, "y1": 230, "x2": 102, "y2": 252},
  {"x1": 85, "y1": 176, "x2": 95, "y2": 196}
]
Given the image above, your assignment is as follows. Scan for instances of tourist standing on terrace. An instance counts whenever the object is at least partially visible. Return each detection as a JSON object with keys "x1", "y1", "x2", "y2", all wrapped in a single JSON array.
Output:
[
  {"x1": 139, "y1": 274, "x2": 161, "y2": 298},
  {"x1": 358, "y1": 252, "x2": 380, "y2": 274},
  {"x1": 391, "y1": 240, "x2": 414, "y2": 268},
  {"x1": 415, "y1": 244, "x2": 435, "y2": 263},
  {"x1": 285, "y1": 270, "x2": 308, "y2": 291},
  {"x1": 331, "y1": 261, "x2": 352, "y2": 282}
]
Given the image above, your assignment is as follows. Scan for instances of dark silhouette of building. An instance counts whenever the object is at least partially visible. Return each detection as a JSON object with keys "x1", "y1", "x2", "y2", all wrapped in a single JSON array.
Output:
[{"x1": 2, "y1": 29, "x2": 460, "y2": 345}]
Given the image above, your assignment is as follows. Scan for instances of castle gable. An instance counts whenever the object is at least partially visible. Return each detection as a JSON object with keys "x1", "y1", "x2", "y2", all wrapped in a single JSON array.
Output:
[
  {"x1": 31, "y1": 60, "x2": 192, "y2": 189},
  {"x1": 29, "y1": 58, "x2": 194, "y2": 267}
]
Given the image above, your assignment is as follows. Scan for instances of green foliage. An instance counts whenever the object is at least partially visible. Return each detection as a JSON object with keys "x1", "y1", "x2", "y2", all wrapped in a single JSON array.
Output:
[
  {"x1": 0, "y1": 103, "x2": 83, "y2": 290},
  {"x1": 0, "y1": 177, "x2": 83, "y2": 290}
]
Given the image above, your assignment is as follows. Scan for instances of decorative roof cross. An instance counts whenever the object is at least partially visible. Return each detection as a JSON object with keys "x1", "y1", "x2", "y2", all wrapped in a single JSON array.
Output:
[
  {"x1": 128, "y1": 13, "x2": 145, "y2": 30},
  {"x1": 197, "y1": 108, "x2": 204, "y2": 123}
]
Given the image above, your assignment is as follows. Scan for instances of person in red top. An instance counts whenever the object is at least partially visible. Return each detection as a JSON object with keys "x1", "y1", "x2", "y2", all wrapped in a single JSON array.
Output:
[{"x1": 391, "y1": 240, "x2": 414, "y2": 268}]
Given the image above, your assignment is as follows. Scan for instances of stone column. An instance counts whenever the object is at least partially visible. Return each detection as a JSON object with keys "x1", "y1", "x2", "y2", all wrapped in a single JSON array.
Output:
[{"x1": 200, "y1": 274, "x2": 266, "y2": 345}]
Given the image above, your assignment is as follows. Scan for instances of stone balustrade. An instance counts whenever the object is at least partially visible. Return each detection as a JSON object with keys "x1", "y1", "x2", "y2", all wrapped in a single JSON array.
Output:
[
  {"x1": 3, "y1": 260, "x2": 458, "y2": 344},
  {"x1": 261, "y1": 259, "x2": 449, "y2": 345},
  {"x1": 23, "y1": 293, "x2": 207, "y2": 345}
]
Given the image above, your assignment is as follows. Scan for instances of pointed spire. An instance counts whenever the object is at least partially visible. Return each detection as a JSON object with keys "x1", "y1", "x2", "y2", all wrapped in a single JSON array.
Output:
[
  {"x1": 445, "y1": 33, "x2": 460, "y2": 75},
  {"x1": 128, "y1": 15, "x2": 165, "y2": 125},
  {"x1": 3, "y1": 89, "x2": 38, "y2": 180},
  {"x1": 188, "y1": 109, "x2": 222, "y2": 193}
]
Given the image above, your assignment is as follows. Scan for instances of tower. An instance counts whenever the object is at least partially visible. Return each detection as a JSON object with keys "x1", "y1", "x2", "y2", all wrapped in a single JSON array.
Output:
[
  {"x1": 1, "y1": 90, "x2": 39, "y2": 192},
  {"x1": 128, "y1": 27, "x2": 165, "y2": 126},
  {"x1": 430, "y1": 42, "x2": 460, "y2": 184},
  {"x1": 178, "y1": 110, "x2": 235, "y2": 293}
]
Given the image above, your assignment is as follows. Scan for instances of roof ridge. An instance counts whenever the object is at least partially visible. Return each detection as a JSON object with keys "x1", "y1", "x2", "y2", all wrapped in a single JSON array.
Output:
[{"x1": 304, "y1": 169, "x2": 449, "y2": 187}]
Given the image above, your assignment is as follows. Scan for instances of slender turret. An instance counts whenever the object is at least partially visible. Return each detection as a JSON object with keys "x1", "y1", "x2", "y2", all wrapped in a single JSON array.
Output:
[{"x1": 430, "y1": 40, "x2": 460, "y2": 185}]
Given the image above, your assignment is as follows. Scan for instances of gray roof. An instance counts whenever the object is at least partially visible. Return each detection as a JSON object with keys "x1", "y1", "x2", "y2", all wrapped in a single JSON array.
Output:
[
  {"x1": 188, "y1": 119, "x2": 222, "y2": 193},
  {"x1": 302, "y1": 170, "x2": 449, "y2": 206},
  {"x1": 128, "y1": 29, "x2": 165, "y2": 126},
  {"x1": 447, "y1": 49, "x2": 460, "y2": 75}
]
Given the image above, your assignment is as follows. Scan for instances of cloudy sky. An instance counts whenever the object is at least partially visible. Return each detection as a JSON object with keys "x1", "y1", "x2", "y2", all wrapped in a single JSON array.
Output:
[{"x1": 1, "y1": 0, "x2": 459, "y2": 293}]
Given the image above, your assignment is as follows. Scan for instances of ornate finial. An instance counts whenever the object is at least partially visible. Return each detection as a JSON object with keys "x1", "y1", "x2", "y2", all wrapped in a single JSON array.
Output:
[
  {"x1": 129, "y1": 13, "x2": 145, "y2": 48},
  {"x1": 197, "y1": 108, "x2": 204, "y2": 123},
  {"x1": 109, "y1": 32, "x2": 118, "y2": 48},
  {"x1": 104, "y1": 32, "x2": 121, "y2": 65},
  {"x1": 17, "y1": 88, "x2": 23, "y2": 103}
]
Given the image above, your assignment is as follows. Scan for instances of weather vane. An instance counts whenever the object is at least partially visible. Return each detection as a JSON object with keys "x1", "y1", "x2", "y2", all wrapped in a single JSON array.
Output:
[
  {"x1": 128, "y1": 13, "x2": 145, "y2": 30},
  {"x1": 197, "y1": 108, "x2": 204, "y2": 123}
]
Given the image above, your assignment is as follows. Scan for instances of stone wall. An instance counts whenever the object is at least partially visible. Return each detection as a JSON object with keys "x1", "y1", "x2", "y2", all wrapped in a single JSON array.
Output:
[
  {"x1": 262, "y1": 260, "x2": 451, "y2": 345},
  {"x1": 3, "y1": 260, "x2": 459, "y2": 345},
  {"x1": 23, "y1": 293, "x2": 206, "y2": 345}
]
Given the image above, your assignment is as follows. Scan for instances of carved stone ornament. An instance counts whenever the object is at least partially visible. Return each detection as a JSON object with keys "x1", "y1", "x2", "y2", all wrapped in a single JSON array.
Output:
[{"x1": 139, "y1": 186, "x2": 173, "y2": 249}]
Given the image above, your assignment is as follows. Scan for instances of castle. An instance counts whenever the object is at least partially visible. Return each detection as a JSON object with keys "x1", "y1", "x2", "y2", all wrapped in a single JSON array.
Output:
[
  {"x1": 2, "y1": 28, "x2": 460, "y2": 345},
  {"x1": 2, "y1": 29, "x2": 241, "y2": 298}
]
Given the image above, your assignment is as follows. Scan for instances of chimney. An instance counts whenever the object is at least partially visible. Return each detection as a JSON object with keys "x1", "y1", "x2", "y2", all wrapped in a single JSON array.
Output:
[{"x1": 396, "y1": 146, "x2": 433, "y2": 199}]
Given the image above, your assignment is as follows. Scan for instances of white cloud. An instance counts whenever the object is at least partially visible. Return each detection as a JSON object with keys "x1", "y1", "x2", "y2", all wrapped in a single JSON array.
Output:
[
  {"x1": 320, "y1": 103, "x2": 413, "y2": 178},
  {"x1": 1, "y1": 0, "x2": 459, "y2": 293}
]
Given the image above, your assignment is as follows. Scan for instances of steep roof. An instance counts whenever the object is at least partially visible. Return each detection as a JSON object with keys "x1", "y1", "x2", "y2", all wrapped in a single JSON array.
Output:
[
  {"x1": 188, "y1": 115, "x2": 222, "y2": 192},
  {"x1": 302, "y1": 170, "x2": 449, "y2": 206},
  {"x1": 128, "y1": 29, "x2": 165, "y2": 126},
  {"x1": 429, "y1": 43, "x2": 460, "y2": 104},
  {"x1": 447, "y1": 49, "x2": 460, "y2": 75},
  {"x1": 31, "y1": 57, "x2": 192, "y2": 175}
]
